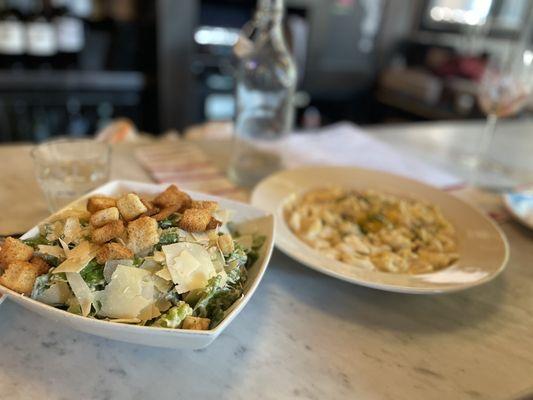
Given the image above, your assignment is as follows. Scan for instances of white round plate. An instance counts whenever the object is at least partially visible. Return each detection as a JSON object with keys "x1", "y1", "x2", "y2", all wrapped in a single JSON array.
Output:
[{"x1": 251, "y1": 166, "x2": 509, "y2": 294}]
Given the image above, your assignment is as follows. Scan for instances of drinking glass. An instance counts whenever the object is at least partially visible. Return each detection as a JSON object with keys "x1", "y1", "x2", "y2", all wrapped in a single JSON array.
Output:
[
  {"x1": 31, "y1": 138, "x2": 111, "y2": 212},
  {"x1": 470, "y1": 45, "x2": 533, "y2": 189}
]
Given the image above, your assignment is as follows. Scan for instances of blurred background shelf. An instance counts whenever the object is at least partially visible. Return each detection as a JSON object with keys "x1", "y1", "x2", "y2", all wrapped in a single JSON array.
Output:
[
  {"x1": 0, "y1": 70, "x2": 146, "y2": 91},
  {"x1": 376, "y1": 90, "x2": 463, "y2": 121},
  {"x1": 0, "y1": 0, "x2": 531, "y2": 143}
]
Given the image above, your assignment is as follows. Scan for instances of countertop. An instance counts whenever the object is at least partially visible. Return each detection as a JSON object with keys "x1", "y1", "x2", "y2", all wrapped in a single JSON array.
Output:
[{"x1": 2, "y1": 120, "x2": 533, "y2": 400}]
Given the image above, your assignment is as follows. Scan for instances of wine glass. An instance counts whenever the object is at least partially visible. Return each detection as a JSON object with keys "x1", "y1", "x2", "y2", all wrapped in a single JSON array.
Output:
[{"x1": 471, "y1": 45, "x2": 533, "y2": 189}]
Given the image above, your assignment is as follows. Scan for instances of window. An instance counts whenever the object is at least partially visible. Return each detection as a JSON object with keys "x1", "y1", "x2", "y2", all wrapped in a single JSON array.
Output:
[
  {"x1": 495, "y1": 0, "x2": 529, "y2": 30},
  {"x1": 427, "y1": 0, "x2": 492, "y2": 26},
  {"x1": 422, "y1": 0, "x2": 531, "y2": 34}
]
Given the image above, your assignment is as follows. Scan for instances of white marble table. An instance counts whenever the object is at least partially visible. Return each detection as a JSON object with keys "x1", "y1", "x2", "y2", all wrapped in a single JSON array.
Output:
[
  {"x1": 370, "y1": 119, "x2": 533, "y2": 186},
  {"x1": 2, "y1": 121, "x2": 533, "y2": 400}
]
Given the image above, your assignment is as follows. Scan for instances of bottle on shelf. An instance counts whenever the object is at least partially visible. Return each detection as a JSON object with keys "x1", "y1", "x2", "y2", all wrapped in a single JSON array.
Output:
[
  {"x1": 69, "y1": 0, "x2": 92, "y2": 21},
  {"x1": 25, "y1": 0, "x2": 58, "y2": 69},
  {"x1": 108, "y1": 0, "x2": 138, "y2": 70},
  {"x1": 0, "y1": 0, "x2": 26, "y2": 69},
  {"x1": 79, "y1": 0, "x2": 111, "y2": 70},
  {"x1": 52, "y1": 0, "x2": 86, "y2": 69}
]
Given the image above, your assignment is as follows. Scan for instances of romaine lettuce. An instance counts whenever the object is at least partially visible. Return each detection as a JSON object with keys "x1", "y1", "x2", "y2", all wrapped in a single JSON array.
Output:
[
  {"x1": 152, "y1": 301, "x2": 192, "y2": 328},
  {"x1": 80, "y1": 260, "x2": 105, "y2": 290}
]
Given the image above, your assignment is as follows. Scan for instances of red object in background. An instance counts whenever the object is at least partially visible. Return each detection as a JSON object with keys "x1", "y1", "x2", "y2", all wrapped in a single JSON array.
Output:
[
  {"x1": 426, "y1": 47, "x2": 487, "y2": 80},
  {"x1": 336, "y1": 0, "x2": 354, "y2": 6},
  {"x1": 432, "y1": 55, "x2": 487, "y2": 80},
  {"x1": 457, "y1": 56, "x2": 487, "y2": 80}
]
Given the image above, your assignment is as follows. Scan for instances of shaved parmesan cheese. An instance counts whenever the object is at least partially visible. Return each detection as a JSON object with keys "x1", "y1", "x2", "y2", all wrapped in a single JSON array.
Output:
[
  {"x1": 152, "y1": 251, "x2": 165, "y2": 263},
  {"x1": 48, "y1": 207, "x2": 90, "y2": 223},
  {"x1": 153, "y1": 275, "x2": 173, "y2": 293},
  {"x1": 58, "y1": 238, "x2": 70, "y2": 256},
  {"x1": 37, "y1": 245, "x2": 66, "y2": 260},
  {"x1": 44, "y1": 221, "x2": 63, "y2": 242},
  {"x1": 162, "y1": 243, "x2": 216, "y2": 294},
  {"x1": 213, "y1": 208, "x2": 234, "y2": 225},
  {"x1": 103, "y1": 259, "x2": 133, "y2": 283},
  {"x1": 155, "y1": 267, "x2": 172, "y2": 281},
  {"x1": 139, "y1": 258, "x2": 162, "y2": 274},
  {"x1": 208, "y1": 247, "x2": 228, "y2": 287},
  {"x1": 35, "y1": 281, "x2": 72, "y2": 305},
  {"x1": 191, "y1": 232, "x2": 210, "y2": 243},
  {"x1": 209, "y1": 246, "x2": 225, "y2": 274},
  {"x1": 66, "y1": 272, "x2": 94, "y2": 317},
  {"x1": 139, "y1": 303, "x2": 161, "y2": 321},
  {"x1": 63, "y1": 217, "x2": 81, "y2": 244},
  {"x1": 69, "y1": 241, "x2": 96, "y2": 259},
  {"x1": 175, "y1": 228, "x2": 195, "y2": 242},
  {"x1": 53, "y1": 241, "x2": 99, "y2": 274},
  {"x1": 235, "y1": 234, "x2": 253, "y2": 250},
  {"x1": 207, "y1": 229, "x2": 219, "y2": 242},
  {"x1": 97, "y1": 265, "x2": 156, "y2": 320},
  {"x1": 155, "y1": 297, "x2": 172, "y2": 312},
  {"x1": 173, "y1": 250, "x2": 201, "y2": 276}
]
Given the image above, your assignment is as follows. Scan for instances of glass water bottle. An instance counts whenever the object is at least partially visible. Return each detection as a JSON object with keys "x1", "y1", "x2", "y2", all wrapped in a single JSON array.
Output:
[{"x1": 228, "y1": 0, "x2": 297, "y2": 188}]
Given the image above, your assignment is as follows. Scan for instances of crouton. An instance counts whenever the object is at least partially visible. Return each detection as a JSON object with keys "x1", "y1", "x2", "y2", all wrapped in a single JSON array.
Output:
[
  {"x1": 152, "y1": 205, "x2": 180, "y2": 222},
  {"x1": 90, "y1": 207, "x2": 120, "y2": 227},
  {"x1": 179, "y1": 194, "x2": 192, "y2": 211},
  {"x1": 30, "y1": 256, "x2": 51, "y2": 275},
  {"x1": 87, "y1": 196, "x2": 116, "y2": 213},
  {"x1": 182, "y1": 316, "x2": 210, "y2": 330},
  {"x1": 126, "y1": 217, "x2": 160, "y2": 255},
  {"x1": 153, "y1": 185, "x2": 191, "y2": 210},
  {"x1": 206, "y1": 218, "x2": 221, "y2": 230},
  {"x1": 96, "y1": 242, "x2": 133, "y2": 264},
  {"x1": 91, "y1": 220, "x2": 125, "y2": 244},
  {"x1": 190, "y1": 200, "x2": 218, "y2": 212},
  {"x1": 62, "y1": 217, "x2": 82, "y2": 244},
  {"x1": 178, "y1": 209, "x2": 211, "y2": 232},
  {"x1": 0, "y1": 237, "x2": 33, "y2": 268},
  {"x1": 0, "y1": 261, "x2": 40, "y2": 295},
  {"x1": 140, "y1": 197, "x2": 159, "y2": 217},
  {"x1": 217, "y1": 234, "x2": 234, "y2": 255},
  {"x1": 116, "y1": 193, "x2": 148, "y2": 221}
]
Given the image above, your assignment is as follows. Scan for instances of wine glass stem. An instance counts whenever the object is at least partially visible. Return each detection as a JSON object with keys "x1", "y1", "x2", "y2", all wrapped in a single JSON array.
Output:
[{"x1": 477, "y1": 113, "x2": 498, "y2": 164}]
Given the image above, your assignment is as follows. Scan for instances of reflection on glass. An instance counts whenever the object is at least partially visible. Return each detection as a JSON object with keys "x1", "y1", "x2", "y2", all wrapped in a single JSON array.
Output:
[
  {"x1": 428, "y1": 0, "x2": 492, "y2": 26},
  {"x1": 426, "y1": 0, "x2": 530, "y2": 30},
  {"x1": 496, "y1": 0, "x2": 529, "y2": 30}
]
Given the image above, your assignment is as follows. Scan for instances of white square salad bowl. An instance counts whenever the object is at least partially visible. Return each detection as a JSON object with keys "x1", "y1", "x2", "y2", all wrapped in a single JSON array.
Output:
[{"x1": 0, "y1": 180, "x2": 275, "y2": 349}]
